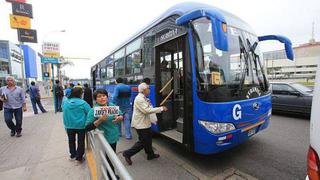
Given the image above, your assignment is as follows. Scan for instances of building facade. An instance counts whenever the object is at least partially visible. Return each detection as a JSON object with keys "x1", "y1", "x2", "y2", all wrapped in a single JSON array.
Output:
[
  {"x1": 0, "y1": 40, "x2": 24, "y2": 87},
  {"x1": 263, "y1": 40, "x2": 320, "y2": 82},
  {"x1": 21, "y1": 45, "x2": 38, "y2": 79}
]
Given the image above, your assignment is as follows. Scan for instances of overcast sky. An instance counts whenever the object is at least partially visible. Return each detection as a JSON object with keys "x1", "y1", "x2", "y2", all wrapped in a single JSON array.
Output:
[{"x1": 1, "y1": 0, "x2": 319, "y2": 79}]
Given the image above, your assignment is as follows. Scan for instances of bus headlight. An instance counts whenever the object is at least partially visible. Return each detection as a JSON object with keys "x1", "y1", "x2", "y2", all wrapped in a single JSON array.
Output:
[
  {"x1": 268, "y1": 109, "x2": 272, "y2": 116},
  {"x1": 198, "y1": 120, "x2": 235, "y2": 134}
]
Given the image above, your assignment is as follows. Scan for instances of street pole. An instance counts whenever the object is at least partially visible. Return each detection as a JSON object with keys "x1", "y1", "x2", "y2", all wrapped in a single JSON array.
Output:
[
  {"x1": 52, "y1": 64, "x2": 56, "y2": 113},
  {"x1": 19, "y1": 41, "x2": 26, "y2": 90}
]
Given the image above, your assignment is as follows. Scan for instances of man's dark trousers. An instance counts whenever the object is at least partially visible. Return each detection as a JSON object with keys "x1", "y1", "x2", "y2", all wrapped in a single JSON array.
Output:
[
  {"x1": 4, "y1": 107, "x2": 23, "y2": 133},
  {"x1": 31, "y1": 98, "x2": 46, "y2": 114},
  {"x1": 123, "y1": 128, "x2": 155, "y2": 158}
]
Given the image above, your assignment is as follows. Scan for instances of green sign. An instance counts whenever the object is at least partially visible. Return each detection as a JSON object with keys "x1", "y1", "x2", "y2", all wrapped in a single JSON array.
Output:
[{"x1": 41, "y1": 57, "x2": 59, "y2": 64}]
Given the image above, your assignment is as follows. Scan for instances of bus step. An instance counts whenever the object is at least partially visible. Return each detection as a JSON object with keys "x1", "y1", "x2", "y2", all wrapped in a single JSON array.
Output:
[
  {"x1": 177, "y1": 117, "x2": 183, "y2": 133},
  {"x1": 160, "y1": 129, "x2": 183, "y2": 143}
]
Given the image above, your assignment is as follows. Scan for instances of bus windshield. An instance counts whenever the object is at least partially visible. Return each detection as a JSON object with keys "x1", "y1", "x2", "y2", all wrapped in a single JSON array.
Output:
[{"x1": 193, "y1": 17, "x2": 269, "y2": 102}]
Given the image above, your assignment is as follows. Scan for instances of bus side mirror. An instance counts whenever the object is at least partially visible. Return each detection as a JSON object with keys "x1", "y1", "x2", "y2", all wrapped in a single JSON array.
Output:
[
  {"x1": 210, "y1": 18, "x2": 228, "y2": 51},
  {"x1": 176, "y1": 9, "x2": 229, "y2": 51},
  {"x1": 258, "y1": 35, "x2": 294, "y2": 60}
]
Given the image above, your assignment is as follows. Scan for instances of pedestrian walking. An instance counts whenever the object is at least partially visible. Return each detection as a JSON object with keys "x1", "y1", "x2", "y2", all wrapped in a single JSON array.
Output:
[
  {"x1": 0, "y1": 76, "x2": 27, "y2": 137},
  {"x1": 122, "y1": 83, "x2": 167, "y2": 165},
  {"x1": 85, "y1": 89, "x2": 123, "y2": 179},
  {"x1": 29, "y1": 81, "x2": 47, "y2": 114},
  {"x1": 83, "y1": 83, "x2": 93, "y2": 107},
  {"x1": 62, "y1": 87, "x2": 91, "y2": 163},
  {"x1": 112, "y1": 78, "x2": 132, "y2": 139},
  {"x1": 54, "y1": 80, "x2": 64, "y2": 112}
]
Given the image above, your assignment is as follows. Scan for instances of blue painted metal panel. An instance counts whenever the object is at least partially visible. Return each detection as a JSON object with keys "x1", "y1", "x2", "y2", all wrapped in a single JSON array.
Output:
[{"x1": 21, "y1": 45, "x2": 37, "y2": 78}]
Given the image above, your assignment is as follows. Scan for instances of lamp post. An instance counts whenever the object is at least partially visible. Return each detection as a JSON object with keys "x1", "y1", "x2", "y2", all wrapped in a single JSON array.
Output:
[{"x1": 42, "y1": 29, "x2": 66, "y2": 113}]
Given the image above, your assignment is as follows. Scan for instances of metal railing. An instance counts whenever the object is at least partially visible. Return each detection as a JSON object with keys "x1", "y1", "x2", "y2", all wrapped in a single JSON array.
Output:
[{"x1": 86, "y1": 129, "x2": 133, "y2": 180}]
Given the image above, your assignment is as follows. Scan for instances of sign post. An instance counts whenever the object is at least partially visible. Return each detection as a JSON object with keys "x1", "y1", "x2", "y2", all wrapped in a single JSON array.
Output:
[
  {"x1": 52, "y1": 64, "x2": 56, "y2": 113},
  {"x1": 42, "y1": 42, "x2": 61, "y2": 113},
  {"x1": 6, "y1": 0, "x2": 37, "y2": 91}
]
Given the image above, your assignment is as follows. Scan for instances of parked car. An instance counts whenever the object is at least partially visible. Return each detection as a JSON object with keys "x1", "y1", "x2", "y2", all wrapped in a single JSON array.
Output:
[
  {"x1": 306, "y1": 66, "x2": 320, "y2": 180},
  {"x1": 269, "y1": 82, "x2": 313, "y2": 115}
]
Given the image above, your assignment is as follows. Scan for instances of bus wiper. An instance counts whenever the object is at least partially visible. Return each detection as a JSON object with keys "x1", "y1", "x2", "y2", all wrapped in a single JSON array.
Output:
[
  {"x1": 237, "y1": 38, "x2": 249, "y2": 95},
  {"x1": 246, "y1": 39, "x2": 268, "y2": 91}
]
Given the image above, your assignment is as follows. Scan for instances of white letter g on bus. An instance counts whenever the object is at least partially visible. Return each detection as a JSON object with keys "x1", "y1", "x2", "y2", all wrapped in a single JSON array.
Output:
[{"x1": 233, "y1": 104, "x2": 242, "y2": 120}]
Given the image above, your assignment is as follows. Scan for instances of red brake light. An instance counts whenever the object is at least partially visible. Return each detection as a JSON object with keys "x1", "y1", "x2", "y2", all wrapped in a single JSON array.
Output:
[{"x1": 308, "y1": 146, "x2": 320, "y2": 180}]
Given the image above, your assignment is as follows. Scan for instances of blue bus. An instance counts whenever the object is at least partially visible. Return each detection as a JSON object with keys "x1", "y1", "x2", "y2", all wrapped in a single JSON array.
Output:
[{"x1": 91, "y1": 2, "x2": 294, "y2": 154}]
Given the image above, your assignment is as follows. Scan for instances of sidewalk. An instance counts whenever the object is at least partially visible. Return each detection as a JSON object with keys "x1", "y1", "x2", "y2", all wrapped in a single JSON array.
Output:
[
  {"x1": 0, "y1": 98, "x2": 197, "y2": 180},
  {"x1": 115, "y1": 133, "x2": 198, "y2": 180},
  {"x1": 0, "y1": 98, "x2": 88, "y2": 180}
]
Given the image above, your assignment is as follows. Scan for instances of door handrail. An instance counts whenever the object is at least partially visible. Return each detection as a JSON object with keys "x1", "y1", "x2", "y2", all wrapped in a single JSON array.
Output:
[
  {"x1": 160, "y1": 77, "x2": 173, "y2": 93},
  {"x1": 160, "y1": 89, "x2": 174, "y2": 106}
]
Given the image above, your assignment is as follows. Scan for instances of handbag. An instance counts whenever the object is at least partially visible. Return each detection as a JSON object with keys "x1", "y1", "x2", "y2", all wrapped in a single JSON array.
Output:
[{"x1": 149, "y1": 113, "x2": 158, "y2": 124}]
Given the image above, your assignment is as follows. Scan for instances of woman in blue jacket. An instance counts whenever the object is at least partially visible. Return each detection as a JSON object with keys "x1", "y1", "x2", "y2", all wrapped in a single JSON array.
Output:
[{"x1": 62, "y1": 87, "x2": 91, "y2": 163}]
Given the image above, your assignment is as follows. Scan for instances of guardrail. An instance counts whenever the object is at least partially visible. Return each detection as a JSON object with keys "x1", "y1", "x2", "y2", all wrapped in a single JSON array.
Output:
[{"x1": 86, "y1": 129, "x2": 133, "y2": 180}]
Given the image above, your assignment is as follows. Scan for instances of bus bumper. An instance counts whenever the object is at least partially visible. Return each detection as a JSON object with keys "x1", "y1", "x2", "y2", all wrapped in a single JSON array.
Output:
[{"x1": 194, "y1": 117, "x2": 270, "y2": 154}]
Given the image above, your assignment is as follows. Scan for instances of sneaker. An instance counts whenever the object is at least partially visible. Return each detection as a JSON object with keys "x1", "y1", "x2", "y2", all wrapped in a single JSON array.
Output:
[
  {"x1": 16, "y1": 132, "x2": 22, "y2": 137},
  {"x1": 10, "y1": 130, "x2": 15, "y2": 137},
  {"x1": 147, "y1": 154, "x2": 160, "y2": 160},
  {"x1": 122, "y1": 152, "x2": 132, "y2": 165}
]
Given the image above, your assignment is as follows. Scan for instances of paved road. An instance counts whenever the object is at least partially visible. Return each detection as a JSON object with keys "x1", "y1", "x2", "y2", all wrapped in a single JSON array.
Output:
[{"x1": 152, "y1": 113, "x2": 310, "y2": 180}]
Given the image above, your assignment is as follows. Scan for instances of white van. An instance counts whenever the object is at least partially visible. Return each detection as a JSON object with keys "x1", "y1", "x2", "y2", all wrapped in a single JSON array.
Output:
[{"x1": 307, "y1": 64, "x2": 320, "y2": 180}]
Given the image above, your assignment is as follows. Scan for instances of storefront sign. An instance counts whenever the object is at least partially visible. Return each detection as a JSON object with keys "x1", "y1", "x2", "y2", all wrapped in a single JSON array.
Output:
[
  {"x1": 42, "y1": 42, "x2": 60, "y2": 58},
  {"x1": 9, "y1": 14, "x2": 31, "y2": 29},
  {"x1": 41, "y1": 57, "x2": 60, "y2": 64},
  {"x1": 17, "y1": 29, "x2": 37, "y2": 43},
  {"x1": 6, "y1": 0, "x2": 26, "y2": 3},
  {"x1": 12, "y1": 2, "x2": 33, "y2": 18}
]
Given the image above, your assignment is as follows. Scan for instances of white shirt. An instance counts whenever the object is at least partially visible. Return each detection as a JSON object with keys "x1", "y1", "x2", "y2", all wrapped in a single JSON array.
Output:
[{"x1": 131, "y1": 93, "x2": 163, "y2": 129}]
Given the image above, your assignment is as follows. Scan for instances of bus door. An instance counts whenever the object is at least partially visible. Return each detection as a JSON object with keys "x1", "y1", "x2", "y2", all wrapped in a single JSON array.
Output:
[{"x1": 155, "y1": 37, "x2": 185, "y2": 143}]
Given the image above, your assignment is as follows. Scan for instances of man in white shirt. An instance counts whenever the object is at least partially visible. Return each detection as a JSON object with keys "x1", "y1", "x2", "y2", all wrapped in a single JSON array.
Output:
[{"x1": 122, "y1": 82, "x2": 167, "y2": 165}]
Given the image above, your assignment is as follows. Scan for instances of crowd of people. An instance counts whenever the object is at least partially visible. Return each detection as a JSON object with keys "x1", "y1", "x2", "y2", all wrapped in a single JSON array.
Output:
[
  {"x1": 0, "y1": 76, "x2": 168, "y2": 178},
  {"x1": 59, "y1": 77, "x2": 167, "y2": 178}
]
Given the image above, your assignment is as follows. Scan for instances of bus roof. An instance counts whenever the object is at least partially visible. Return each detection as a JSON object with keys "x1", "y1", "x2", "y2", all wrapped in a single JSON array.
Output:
[{"x1": 96, "y1": 2, "x2": 255, "y2": 66}]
